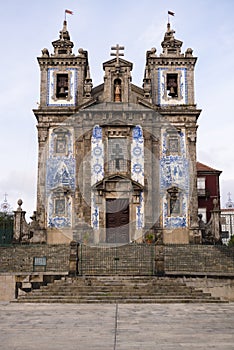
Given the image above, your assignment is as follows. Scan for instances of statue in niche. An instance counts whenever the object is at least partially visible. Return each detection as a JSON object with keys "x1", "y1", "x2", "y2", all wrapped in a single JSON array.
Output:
[{"x1": 114, "y1": 80, "x2": 121, "y2": 102}]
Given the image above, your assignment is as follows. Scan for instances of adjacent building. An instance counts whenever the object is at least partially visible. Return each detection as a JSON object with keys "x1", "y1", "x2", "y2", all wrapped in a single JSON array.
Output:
[{"x1": 197, "y1": 161, "x2": 222, "y2": 223}]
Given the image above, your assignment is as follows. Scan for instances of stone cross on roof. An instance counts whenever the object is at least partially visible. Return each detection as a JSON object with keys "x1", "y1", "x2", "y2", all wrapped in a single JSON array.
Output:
[{"x1": 111, "y1": 44, "x2": 125, "y2": 67}]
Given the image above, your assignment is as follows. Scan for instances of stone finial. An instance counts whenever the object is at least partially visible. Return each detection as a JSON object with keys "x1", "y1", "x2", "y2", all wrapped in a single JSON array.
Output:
[
  {"x1": 146, "y1": 48, "x2": 157, "y2": 59},
  {"x1": 84, "y1": 65, "x2": 93, "y2": 98},
  {"x1": 213, "y1": 198, "x2": 219, "y2": 210},
  {"x1": 59, "y1": 20, "x2": 70, "y2": 41},
  {"x1": 41, "y1": 48, "x2": 49, "y2": 57},
  {"x1": 17, "y1": 199, "x2": 23, "y2": 211},
  {"x1": 185, "y1": 48, "x2": 193, "y2": 57},
  {"x1": 164, "y1": 22, "x2": 175, "y2": 41},
  {"x1": 78, "y1": 48, "x2": 87, "y2": 58},
  {"x1": 52, "y1": 20, "x2": 74, "y2": 56},
  {"x1": 161, "y1": 23, "x2": 183, "y2": 56}
]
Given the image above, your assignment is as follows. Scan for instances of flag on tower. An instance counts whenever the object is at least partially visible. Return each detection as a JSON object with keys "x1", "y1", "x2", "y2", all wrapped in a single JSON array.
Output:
[
  {"x1": 65, "y1": 9, "x2": 73, "y2": 15},
  {"x1": 168, "y1": 11, "x2": 175, "y2": 16}
]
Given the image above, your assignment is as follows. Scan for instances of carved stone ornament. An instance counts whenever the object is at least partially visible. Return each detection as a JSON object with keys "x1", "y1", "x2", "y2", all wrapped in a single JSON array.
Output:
[
  {"x1": 38, "y1": 128, "x2": 48, "y2": 142},
  {"x1": 187, "y1": 130, "x2": 196, "y2": 142}
]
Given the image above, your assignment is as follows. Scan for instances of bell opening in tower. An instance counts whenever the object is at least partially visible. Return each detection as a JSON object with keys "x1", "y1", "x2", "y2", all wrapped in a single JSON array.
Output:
[
  {"x1": 166, "y1": 73, "x2": 178, "y2": 98},
  {"x1": 56, "y1": 73, "x2": 69, "y2": 98}
]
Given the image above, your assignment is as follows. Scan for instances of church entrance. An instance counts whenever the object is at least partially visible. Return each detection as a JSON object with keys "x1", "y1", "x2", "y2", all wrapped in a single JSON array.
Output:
[{"x1": 106, "y1": 198, "x2": 129, "y2": 243}]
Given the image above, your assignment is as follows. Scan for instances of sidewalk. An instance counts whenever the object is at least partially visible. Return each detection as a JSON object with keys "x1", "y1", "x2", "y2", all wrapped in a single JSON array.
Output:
[{"x1": 0, "y1": 302, "x2": 233, "y2": 349}]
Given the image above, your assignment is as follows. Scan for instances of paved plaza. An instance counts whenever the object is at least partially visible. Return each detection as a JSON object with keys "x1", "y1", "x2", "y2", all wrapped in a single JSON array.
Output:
[{"x1": 0, "y1": 302, "x2": 233, "y2": 349}]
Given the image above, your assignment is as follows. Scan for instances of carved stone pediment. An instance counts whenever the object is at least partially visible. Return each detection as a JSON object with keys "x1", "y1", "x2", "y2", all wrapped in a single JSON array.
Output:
[{"x1": 93, "y1": 174, "x2": 143, "y2": 194}]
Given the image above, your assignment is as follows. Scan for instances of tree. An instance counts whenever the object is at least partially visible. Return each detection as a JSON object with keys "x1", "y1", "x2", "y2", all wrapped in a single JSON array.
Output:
[
  {"x1": 0, "y1": 212, "x2": 14, "y2": 244},
  {"x1": 228, "y1": 235, "x2": 234, "y2": 247}
]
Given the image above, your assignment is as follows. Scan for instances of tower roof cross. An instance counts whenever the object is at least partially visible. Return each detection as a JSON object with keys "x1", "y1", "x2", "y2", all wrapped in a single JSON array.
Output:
[{"x1": 110, "y1": 44, "x2": 125, "y2": 66}]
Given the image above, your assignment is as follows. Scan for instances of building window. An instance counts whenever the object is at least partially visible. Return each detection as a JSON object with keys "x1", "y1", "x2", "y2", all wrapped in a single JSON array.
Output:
[
  {"x1": 167, "y1": 73, "x2": 178, "y2": 98},
  {"x1": 56, "y1": 73, "x2": 69, "y2": 98},
  {"x1": 108, "y1": 138, "x2": 127, "y2": 173},
  {"x1": 197, "y1": 177, "x2": 206, "y2": 196},
  {"x1": 167, "y1": 187, "x2": 181, "y2": 216}
]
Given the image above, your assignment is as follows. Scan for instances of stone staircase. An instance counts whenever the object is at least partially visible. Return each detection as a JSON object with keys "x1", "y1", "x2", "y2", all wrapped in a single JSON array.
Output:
[{"x1": 15, "y1": 276, "x2": 226, "y2": 303}]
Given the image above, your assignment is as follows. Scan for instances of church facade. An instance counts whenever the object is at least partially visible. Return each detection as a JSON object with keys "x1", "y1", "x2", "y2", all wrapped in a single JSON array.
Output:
[{"x1": 33, "y1": 21, "x2": 201, "y2": 245}]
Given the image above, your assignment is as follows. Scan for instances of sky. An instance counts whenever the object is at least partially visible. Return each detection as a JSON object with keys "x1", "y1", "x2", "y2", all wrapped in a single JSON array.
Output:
[{"x1": 0, "y1": 0, "x2": 233, "y2": 218}]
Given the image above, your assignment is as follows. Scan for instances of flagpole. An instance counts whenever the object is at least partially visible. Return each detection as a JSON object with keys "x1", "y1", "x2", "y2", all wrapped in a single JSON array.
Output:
[{"x1": 65, "y1": 10, "x2": 67, "y2": 22}]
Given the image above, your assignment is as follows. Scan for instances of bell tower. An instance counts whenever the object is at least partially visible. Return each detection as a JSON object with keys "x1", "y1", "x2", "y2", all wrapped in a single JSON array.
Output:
[
  {"x1": 143, "y1": 22, "x2": 197, "y2": 106},
  {"x1": 34, "y1": 21, "x2": 92, "y2": 239},
  {"x1": 38, "y1": 20, "x2": 92, "y2": 108},
  {"x1": 143, "y1": 23, "x2": 201, "y2": 242}
]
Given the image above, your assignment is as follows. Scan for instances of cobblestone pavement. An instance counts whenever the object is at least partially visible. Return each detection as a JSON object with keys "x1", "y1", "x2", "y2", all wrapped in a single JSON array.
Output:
[{"x1": 0, "y1": 302, "x2": 233, "y2": 350}]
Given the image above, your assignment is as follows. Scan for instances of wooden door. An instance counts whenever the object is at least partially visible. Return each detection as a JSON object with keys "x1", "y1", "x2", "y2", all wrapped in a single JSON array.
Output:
[{"x1": 106, "y1": 199, "x2": 129, "y2": 243}]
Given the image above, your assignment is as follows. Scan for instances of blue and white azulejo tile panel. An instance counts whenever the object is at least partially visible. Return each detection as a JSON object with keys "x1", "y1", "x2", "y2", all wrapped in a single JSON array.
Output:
[
  {"x1": 46, "y1": 158, "x2": 76, "y2": 193},
  {"x1": 162, "y1": 195, "x2": 188, "y2": 228},
  {"x1": 131, "y1": 126, "x2": 144, "y2": 229},
  {"x1": 160, "y1": 130, "x2": 189, "y2": 228},
  {"x1": 131, "y1": 125, "x2": 144, "y2": 186},
  {"x1": 91, "y1": 193, "x2": 99, "y2": 230},
  {"x1": 46, "y1": 128, "x2": 75, "y2": 228},
  {"x1": 136, "y1": 192, "x2": 144, "y2": 229},
  {"x1": 91, "y1": 125, "x2": 103, "y2": 229},
  {"x1": 47, "y1": 195, "x2": 72, "y2": 228},
  {"x1": 48, "y1": 128, "x2": 73, "y2": 159},
  {"x1": 91, "y1": 125, "x2": 104, "y2": 186}
]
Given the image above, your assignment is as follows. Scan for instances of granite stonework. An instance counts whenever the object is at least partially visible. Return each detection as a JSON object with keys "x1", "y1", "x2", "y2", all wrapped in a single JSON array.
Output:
[{"x1": 23, "y1": 20, "x2": 204, "y2": 244}]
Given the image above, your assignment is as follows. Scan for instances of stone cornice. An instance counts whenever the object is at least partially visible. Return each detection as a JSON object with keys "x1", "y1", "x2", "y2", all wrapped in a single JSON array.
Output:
[
  {"x1": 37, "y1": 56, "x2": 87, "y2": 67},
  {"x1": 147, "y1": 57, "x2": 197, "y2": 67}
]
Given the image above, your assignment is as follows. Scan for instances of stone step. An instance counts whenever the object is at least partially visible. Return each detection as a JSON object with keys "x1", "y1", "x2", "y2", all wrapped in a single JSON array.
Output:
[
  {"x1": 15, "y1": 276, "x2": 227, "y2": 304},
  {"x1": 16, "y1": 298, "x2": 226, "y2": 304},
  {"x1": 19, "y1": 293, "x2": 217, "y2": 301},
  {"x1": 26, "y1": 291, "x2": 211, "y2": 298}
]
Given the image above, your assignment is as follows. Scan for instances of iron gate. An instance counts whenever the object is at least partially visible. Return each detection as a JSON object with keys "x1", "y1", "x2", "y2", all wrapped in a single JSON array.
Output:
[
  {"x1": 78, "y1": 243, "x2": 155, "y2": 276},
  {"x1": 0, "y1": 215, "x2": 13, "y2": 245}
]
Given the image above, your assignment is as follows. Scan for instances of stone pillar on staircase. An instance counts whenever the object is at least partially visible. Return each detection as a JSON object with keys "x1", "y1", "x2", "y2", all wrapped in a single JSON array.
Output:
[
  {"x1": 69, "y1": 241, "x2": 79, "y2": 276},
  {"x1": 13, "y1": 199, "x2": 30, "y2": 243},
  {"x1": 155, "y1": 245, "x2": 165, "y2": 276}
]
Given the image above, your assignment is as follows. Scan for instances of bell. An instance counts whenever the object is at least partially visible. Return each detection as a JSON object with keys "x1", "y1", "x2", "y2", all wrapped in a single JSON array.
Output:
[
  {"x1": 169, "y1": 86, "x2": 175, "y2": 97},
  {"x1": 59, "y1": 87, "x2": 65, "y2": 94}
]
